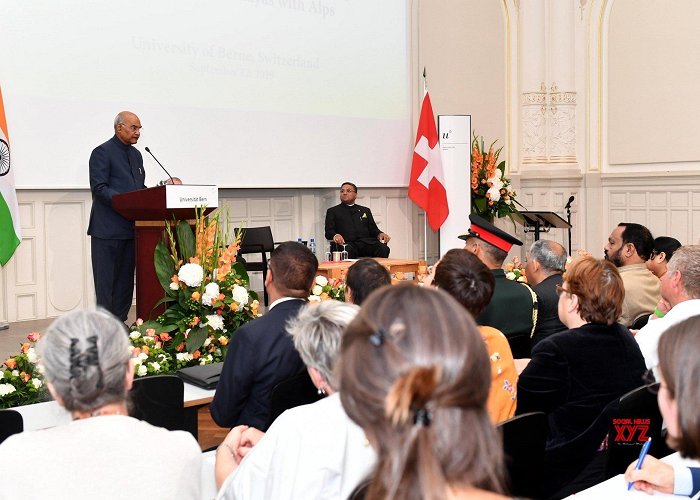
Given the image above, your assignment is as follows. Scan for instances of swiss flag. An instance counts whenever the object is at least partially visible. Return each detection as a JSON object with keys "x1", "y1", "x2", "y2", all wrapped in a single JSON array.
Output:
[{"x1": 408, "y1": 92, "x2": 448, "y2": 231}]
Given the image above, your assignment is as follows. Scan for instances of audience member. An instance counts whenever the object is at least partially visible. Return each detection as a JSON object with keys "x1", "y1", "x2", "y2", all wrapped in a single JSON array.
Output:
[
  {"x1": 345, "y1": 258, "x2": 391, "y2": 305},
  {"x1": 625, "y1": 316, "x2": 700, "y2": 497},
  {"x1": 525, "y1": 240, "x2": 568, "y2": 347},
  {"x1": 430, "y1": 248, "x2": 518, "y2": 423},
  {"x1": 647, "y1": 236, "x2": 682, "y2": 279},
  {"x1": 604, "y1": 222, "x2": 660, "y2": 326},
  {"x1": 461, "y1": 214, "x2": 537, "y2": 359},
  {"x1": 635, "y1": 245, "x2": 700, "y2": 371},
  {"x1": 517, "y1": 257, "x2": 646, "y2": 444},
  {"x1": 324, "y1": 182, "x2": 391, "y2": 258},
  {"x1": 0, "y1": 309, "x2": 202, "y2": 499},
  {"x1": 339, "y1": 285, "x2": 508, "y2": 499},
  {"x1": 211, "y1": 241, "x2": 317, "y2": 430},
  {"x1": 215, "y1": 301, "x2": 375, "y2": 499}
]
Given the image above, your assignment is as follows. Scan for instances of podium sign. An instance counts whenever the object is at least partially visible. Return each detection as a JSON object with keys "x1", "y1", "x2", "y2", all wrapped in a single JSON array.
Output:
[{"x1": 113, "y1": 185, "x2": 218, "y2": 319}]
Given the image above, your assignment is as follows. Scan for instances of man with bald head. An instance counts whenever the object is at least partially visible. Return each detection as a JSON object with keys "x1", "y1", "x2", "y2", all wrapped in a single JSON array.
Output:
[{"x1": 88, "y1": 111, "x2": 146, "y2": 322}]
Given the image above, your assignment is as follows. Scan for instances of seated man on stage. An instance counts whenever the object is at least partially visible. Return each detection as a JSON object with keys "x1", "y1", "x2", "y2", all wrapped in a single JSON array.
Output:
[{"x1": 324, "y1": 182, "x2": 391, "y2": 259}]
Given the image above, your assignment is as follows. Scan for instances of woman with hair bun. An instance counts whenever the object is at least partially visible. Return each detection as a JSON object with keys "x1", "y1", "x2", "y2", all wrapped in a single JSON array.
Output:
[
  {"x1": 0, "y1": 309, "x2": 202, "y2": 499},
  {"x1": 338, "y1": 284, "x2": 507, "y2": 500}
]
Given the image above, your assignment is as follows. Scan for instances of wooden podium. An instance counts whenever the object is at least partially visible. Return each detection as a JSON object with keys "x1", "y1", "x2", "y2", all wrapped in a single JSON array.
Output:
[{"x1": 113, "y1": 185, "x2": 218, "y2": 319}]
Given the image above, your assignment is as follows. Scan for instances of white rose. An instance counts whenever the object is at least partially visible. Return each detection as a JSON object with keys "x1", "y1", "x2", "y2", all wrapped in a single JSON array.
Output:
[
  {"x1": 517, "y1": 277, "x2": 527, "y2": 282},
  {"x1": 231, "y1": 284, "x2": 249, "y2": 306},
  {"x1": 0, "y1": 383, "x2": 16, "y2": 396},
  {"x1": 311, "y1": 285, "x2": 323, "y2": 296},
  {"x1": 202, "y1": 282, "x2": 220, "y2": 305},
  {"x1": 308, "y1": 295, "x2": 321, "y2": 302},
  {"x1": 315, "y1": 275, "x2": 328, "y2": 287},
  {"x1": 11, "y1": 370, "x2": 19, "y2": 377},
  {"x1": 137, "y1": 364, "x2": 147, "y2": 377},
  {"x1": 26, "y1": 348, "x2": 38, "y2": 364},
  {"x1": 178, "y1": 263, "x2": 204, "y2": 287},
  {"x1": 206, "y1": 314, "x2": 224, "y2": 331},
  {"x1": 203, "y1": 338, "x2": 212, "y2": 347},
  {"x1": 32, "y1": 378, "x2": 43, "y2": 389},
  {"x1": 138, "y1": 352, "x2": 148, "y2": 362},
  {"x1": 129, "y1": 330, "x2": 141, "y2": 340},
  {"x1": 505, "y1": 272, "x2": 516, "y2": 281},
  {"x1": 176, "y1": 353, "x2": 192, "y2": 362},
  {"x1": 169, "y1": 282, "x2": 179, "y2": 291},
  {"x1": 150, "y1": 362, "x2": 161, "y2": 372}
]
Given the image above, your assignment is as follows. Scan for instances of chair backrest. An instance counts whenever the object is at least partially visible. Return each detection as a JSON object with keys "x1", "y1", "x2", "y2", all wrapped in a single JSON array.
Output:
[
  {"x1": 498, "y1": 411, "x2": 547, "y2": 499},
  {"x1": 542, "y1": 397, "x2": 619, "y2": 498},
  {"x1": 605, "y1": 383, "x2": 671, "y2": 478},
  {"x1": 239, "y1": 227, "x2": 275, "y2": 263},
  {"x1": 0, "y1": 409, "x2": 24, "y2": 445},
  {"x1": 268, "y1": 371, "x2": 324, "y2": 428},
  {"x1": 630, "y1": 314, "x2": 650, "y2": 330},
  {"x1": 130, "y1": 375, "x2": 186, "y2": 433}
]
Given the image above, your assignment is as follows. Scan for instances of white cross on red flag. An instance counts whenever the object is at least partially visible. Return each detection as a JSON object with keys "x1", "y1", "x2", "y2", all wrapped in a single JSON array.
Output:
[{"x1": 408, "y1": 91, "x2": 448, "y2": 231}]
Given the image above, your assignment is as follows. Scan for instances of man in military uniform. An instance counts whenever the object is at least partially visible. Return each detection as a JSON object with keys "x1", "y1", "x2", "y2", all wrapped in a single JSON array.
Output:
[{"x1": 460, "y1": 214, "x2": 537, "y2": 358}]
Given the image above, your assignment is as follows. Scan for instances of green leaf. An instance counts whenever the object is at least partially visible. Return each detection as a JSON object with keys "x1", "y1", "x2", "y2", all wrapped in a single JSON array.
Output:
[
  {"x1": 154, "y1": 241, "x2": 175, "y2": 291},
  {"x1": 176, "y1": 221, "x2": 196, "y2": 261},
  {"x1": 497, "y1": 160, "x2": 506, "y2": 175},
  {"x1": 186, "y1": 326, "x2": 209, "y2": 353},
  {"x1": 473, "y1": 197, "x2": 487, "y2": 213},
  {"x1": 232, "y1": 262, "x2": 249, "y2": 284}
]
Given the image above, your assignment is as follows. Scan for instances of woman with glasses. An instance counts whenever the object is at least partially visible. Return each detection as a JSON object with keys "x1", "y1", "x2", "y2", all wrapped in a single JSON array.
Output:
[
  {"x1": 625, "y1": 316, "x2": 700, "y2": 496},
  {"x1": 516, "y1": 257, "x2": 647, "y2": 496}
]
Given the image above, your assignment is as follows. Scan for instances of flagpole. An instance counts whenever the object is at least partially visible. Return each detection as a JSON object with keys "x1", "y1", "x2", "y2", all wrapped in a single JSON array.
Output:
[{"x1": 422, "y1": 67, "x2": 429, "y2": 262}]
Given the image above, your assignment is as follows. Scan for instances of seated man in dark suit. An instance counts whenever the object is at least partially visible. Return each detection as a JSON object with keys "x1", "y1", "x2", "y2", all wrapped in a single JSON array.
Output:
[
  {"x1": 324, "y1": 182, "x2": 391, "y2": 259},
  {"x1": 210, "y1": 241, "x2": 318, "y2": 431},
  {"x1": 525, "y1": 239, "x2": 568, "y2": 348},
  {"x1": 460, "y1": 214, "x2": 537, "y2": 359}
]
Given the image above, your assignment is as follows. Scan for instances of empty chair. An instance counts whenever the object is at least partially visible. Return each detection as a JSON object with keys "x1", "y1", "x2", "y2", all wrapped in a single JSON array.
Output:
[
  {"x1": 605, "y1": 382, "x2": 672, "y2": 478},
  {"x1": 498, "y1": 411, "x2": 547, "y2": 499},
  {"x1": 267, "y1": 371, "x2": 324, "y2": 428},
  {"x1": 0, "y1": 409, "x2": 23, "y2": 445},
  {"x1": 130, "y1": 375, "x2": 190, "y2": 435},
  {"x1": 238, "y1": 226, "x2": 275, "y2": 306}
]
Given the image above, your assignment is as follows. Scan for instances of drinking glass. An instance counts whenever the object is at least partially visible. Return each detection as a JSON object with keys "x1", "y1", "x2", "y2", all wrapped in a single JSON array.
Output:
[{"x1": 341, "y1": 244, "x2": 348, "y2": 260}]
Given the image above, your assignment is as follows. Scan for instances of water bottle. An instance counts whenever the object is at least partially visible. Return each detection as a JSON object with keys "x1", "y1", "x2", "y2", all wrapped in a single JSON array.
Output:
[{"x1": 309, "y1": 237, "x2": 316, "y2": 255}]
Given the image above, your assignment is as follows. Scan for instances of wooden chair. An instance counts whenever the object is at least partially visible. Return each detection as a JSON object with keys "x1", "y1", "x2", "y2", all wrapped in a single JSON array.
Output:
[
  {"x1": 605, "y1": 383, "x2": 672, "y2": 478},
  {"x1": 497, "y1": 411, "x2": 547, "y2": 499},
  {"x1": 267, "y1": 371, "x2": 324, "y2": 428},
  {"x1": 130, "y1": 375, "x2": 194, "y2": 437},
  {"x1": 0, "y1": 409, "x2": 23, "y2": 445},
  {"x1": 238, "y1": 226, "x2": 275, "y2": 306}
]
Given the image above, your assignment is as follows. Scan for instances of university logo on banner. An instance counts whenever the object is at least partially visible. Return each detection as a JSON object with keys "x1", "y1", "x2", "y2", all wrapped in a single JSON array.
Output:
[
  {"x1": 408, "y1": 91, "x2": 449, "y2": 231},
  {"x1": 0, "y1": 84, "x2": 21, "y2": 266}
]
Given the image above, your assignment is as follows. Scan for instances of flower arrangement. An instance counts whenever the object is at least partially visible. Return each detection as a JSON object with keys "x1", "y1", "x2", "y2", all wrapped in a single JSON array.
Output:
[
  {"x1": 309, "y1": 275, "x2": 345, "y2": 302},
  {"x1": 0, "y1": 333, "x2": 49, "y2": 409},
  {"x1": 152, "y1": 207, "x2": 260, "y2": 361},
  {"x1": 504, "y1": 256, "x2": 527, "y2": 283},
  {"x1": 471, "y1": 132, "x2": 519, "y2": 221}
]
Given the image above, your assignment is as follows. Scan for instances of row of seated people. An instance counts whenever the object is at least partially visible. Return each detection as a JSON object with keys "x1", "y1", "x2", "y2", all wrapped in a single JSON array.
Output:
[{"x1": 2, "y1": 233, "x2": 698, "y2": 498}]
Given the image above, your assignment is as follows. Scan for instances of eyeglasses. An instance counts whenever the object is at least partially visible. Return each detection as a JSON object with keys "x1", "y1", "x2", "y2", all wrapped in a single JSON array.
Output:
[
  {"x1": 339, "y1": 189, "x2": 356, "y2": 194},
  {"x1": 555, "y1": 284, "x2": 570, "y2": 297}
]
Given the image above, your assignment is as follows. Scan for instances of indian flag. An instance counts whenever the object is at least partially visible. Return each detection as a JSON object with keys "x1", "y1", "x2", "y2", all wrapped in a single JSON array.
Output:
[{"x1": 0, "y1": 84, "x2": 21, "y2": 266}]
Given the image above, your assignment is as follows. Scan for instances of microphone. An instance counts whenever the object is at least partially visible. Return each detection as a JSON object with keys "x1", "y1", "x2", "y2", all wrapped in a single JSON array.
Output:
[
  {"x1": 144, "y1": 147, "x2": 175, "y2": 185},
  {"x1": 565, "y1": 195, "x2": 575, "y2": 210}
]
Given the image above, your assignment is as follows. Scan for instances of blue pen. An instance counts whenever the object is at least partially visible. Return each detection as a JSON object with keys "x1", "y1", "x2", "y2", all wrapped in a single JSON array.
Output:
[{"x1": 628, "y1": 437, "x2": 652, "y2": 491}]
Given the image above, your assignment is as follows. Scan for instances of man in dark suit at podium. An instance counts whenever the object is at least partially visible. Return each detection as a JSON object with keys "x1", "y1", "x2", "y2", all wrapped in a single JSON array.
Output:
[
  {"x1": 324, "y1": 182, "x2": 391, "y2": 258},
  {"x1": 88, "y1": 111, "x2": 146, "y2": 322}
]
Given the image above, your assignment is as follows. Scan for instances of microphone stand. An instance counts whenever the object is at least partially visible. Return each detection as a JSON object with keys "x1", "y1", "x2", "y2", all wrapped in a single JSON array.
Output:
[{"x1": 566, "y1": 201, "x2": 573, "y2": 256}]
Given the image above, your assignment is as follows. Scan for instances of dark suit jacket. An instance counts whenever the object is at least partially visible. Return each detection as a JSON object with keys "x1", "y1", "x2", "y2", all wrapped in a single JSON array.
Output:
[
  {"x1": 531, "y1": 273, "x2": 567, "y2": 348},
  {"x1": 477, "y1": 269, "x2": 537, "y2": 358},
  {"x1": 516, "y1": 322, "x2": 646, "y2": 447},
  {"x1": 210, "y1": 298, "x2": 306, "y2": 430},
  {"x1": 87, "y1": 135, "x2": 146, "y2": 239},
  {"x1": 691, "y1": 467, "x2": 700, "y2": 496},
  {"x1": 324, "y1": 203, "x2": 381, "y2": 244}
]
